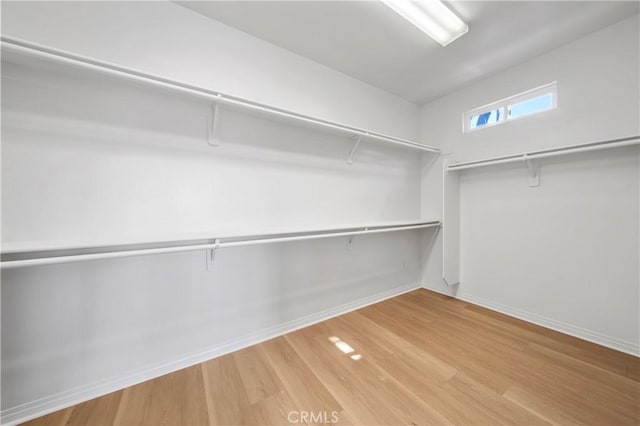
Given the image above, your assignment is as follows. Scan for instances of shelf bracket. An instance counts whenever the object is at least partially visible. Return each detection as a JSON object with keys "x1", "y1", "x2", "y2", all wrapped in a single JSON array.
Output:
[
  {"x1": 346, "y1": 134, "x2": 364, "y2": 165},
  {"x1": 208, "y1": 102, "x2": 221, "y2": 147},
  {"x1": 206, "y1": 238, "x2": 221, "y2": 270},
  {"x1": 346, "y1": 235, "x2": 354, "y2": 251},
  {"x1": 524, "y1": 154, "x2": 540, "y2": 187},
  {"x1": 443, "y1": 277, "x2": 460, "y2": 286},
  {"x1": 422, "y1": 150, "x2": 442, "y2": 175}
]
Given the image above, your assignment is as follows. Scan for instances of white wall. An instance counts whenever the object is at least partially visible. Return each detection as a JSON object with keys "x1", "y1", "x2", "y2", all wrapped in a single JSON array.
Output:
[
  {"x1": 421, "y1": 15, "x2": 640, "y2": 354},
  {"x1": 0, "y1": 2, "x2": 430, "y2": 422},
  {"x1": 0, "y1": 56, "x2": 422, "y2": 247},
  {"x1": 0, "y1": 1, "x2": 420, "y2": 141}
]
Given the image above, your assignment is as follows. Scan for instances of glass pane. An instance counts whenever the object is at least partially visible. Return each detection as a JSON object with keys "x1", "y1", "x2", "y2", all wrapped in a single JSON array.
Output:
[
  {"x1": 508, "y1": 93, "x2": 553, "y2": 119},
  {"x1": 469, "y1": 108, "x2": 502, "y2": 129}
]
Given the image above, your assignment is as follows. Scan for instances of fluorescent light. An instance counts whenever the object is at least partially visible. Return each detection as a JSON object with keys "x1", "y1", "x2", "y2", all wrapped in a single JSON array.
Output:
[{"x1": 381, "y1": 0, "x2": 468, "y2": 46}]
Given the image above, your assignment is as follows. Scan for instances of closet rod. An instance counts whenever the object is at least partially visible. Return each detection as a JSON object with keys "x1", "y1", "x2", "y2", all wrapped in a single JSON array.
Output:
[
  {"x1": 1, "y1": 37, "x2": 439, "y2": 154},
  {"x1": 447, "y1": 136, "x2": 640, "y2": 171},
  {"x1": 0, "y1": 222, "x2": 440, "y2": 269}
]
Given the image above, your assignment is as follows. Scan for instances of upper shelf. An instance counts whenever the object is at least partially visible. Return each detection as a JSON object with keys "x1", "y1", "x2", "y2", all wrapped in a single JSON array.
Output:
[
  {"x1": 1, "y1": 36, "x2": 440, "y2": 156},
  {"x1": 447, "y1": 136, "x2": 639, "y2": 172}
]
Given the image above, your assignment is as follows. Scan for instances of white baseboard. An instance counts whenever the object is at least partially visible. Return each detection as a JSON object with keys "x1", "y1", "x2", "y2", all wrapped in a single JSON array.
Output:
[
  {"x1": 422, "y1": 283, "x2": 640, "y2": 357},
  {"x1": 1, "y1": 281, "x2": 420, "y2": 426}
]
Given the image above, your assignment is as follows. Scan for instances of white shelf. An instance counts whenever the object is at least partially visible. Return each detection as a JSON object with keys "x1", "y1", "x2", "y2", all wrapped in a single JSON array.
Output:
[
  {"x1": 1, "y1": 36, "x2": 440, "y2": 156},
  {"x1": 447, "y1": 136, "x2": 639, "y2": 172},
  {"x1": 0, "y1": 220, "x2": 438, "y2": 254},
  {"x1": 0, "y1": 220, "x2": 441, "y2": 268}
]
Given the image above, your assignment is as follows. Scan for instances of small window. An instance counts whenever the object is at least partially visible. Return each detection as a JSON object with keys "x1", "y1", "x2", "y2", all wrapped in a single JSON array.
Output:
[
  {"x1": 469, "y1": 107, "x2": 503, "y2": 130},
  {"x1": 463, "y1": 82, "x2": 557, "y2": 133},
  {"x1": 508, "y1": 93, "x2": 553, "y2": 119}
]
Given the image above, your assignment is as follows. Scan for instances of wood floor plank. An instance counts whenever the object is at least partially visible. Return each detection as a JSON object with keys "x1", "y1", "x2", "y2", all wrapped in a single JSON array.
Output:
[
  {"x1": 284, "y1": 320, "x2": 451, "y2": 425},
  {"x1": 331, "y1": 312, "x2": 544, "y2": 425},
  {"x1": 282, "y1": 324, "x2": 393, "y2": 425},
  {"x1": 331, "y1": 312, "x2": 457, "y2": 384},
  {"x1": 332, "y1": 410, "x2": 357, "y2": 426},
  {"x1": 22, "y1": 408, "x2": 73, "y2": 426},
  {"x1": 201, "y1": 354, "x2": 257, "y2": 425},
  {"x1": 331, "y1": 317, "x2": 494, "y2": 425},
  {"x1": 628, "y1": 362, "x2": 640, "y2": 381},
  {"x1": 21, "y1": 289, "x2": 640, "y2": 426},
  {"x1": 260, "y1": 337, "x2": 342, "y2": 414},
  {"x1": 442, "y1": 372, "x2": 549, "y2": 425},
  {"x1": 233, "y1": 345, "x2": 283, "y2": 404},
  {"x1": 113, "y1": 365, "x2": 208, "y2": 426},
  {"x1": 509, "y1": 346, "x2": 640, "y2": 425},
  {"x1": 359, "y1": 308, "x2": 514, "y2": 393},
  {"x1": 504, "y1": 385, "x2": 583, "y2": 425},
  {"x1": 249, "y1": 391, "x2": 300, "y2": 426},
  {"x1": 526, "y1": 342, "x2": 640, "y2": 404},
  {"x1": 66, "y1": 390, "x2": 123, "y2": 426}
]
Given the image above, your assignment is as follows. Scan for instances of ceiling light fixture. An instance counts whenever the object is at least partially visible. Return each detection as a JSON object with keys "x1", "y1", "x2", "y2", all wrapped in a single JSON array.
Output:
[{"x1": 381, "y1": 0, "x2": 468, "y2": 46}]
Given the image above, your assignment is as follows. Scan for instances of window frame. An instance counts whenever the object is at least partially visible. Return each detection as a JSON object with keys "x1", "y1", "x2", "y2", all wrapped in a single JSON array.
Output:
[{"x1": 463, "y1": 82, "x2": 558, "y2": 133}]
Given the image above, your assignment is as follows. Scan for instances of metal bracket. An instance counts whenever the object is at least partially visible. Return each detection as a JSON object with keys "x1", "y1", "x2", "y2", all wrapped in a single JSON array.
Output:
[
  {"x1": 346, "y1": 235, "x2": 354, "y2": 251},
  {"x1": 206, "y1": 238, "x2": 221, "y2": 270},
  {"x1": 346, "y1": 134, "x2": 364, "y2": 165},
  {"x1": 422, "y1": 150, "x2": 442, "y2": 175},
  {"x1": 524, "y1": 154, "x2": 540, "y2": 187},
  {"x1": 207, "y1": 101, "x2": 221, "y2": 147},
  {"x1": 443, "y1": 277, "x2": 460, "y2": 286}
]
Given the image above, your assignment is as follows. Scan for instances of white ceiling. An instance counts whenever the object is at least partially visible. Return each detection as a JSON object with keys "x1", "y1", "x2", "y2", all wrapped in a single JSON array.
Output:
[{"x1": 177, "y1": 1, "x2": 639, "y2": 104}]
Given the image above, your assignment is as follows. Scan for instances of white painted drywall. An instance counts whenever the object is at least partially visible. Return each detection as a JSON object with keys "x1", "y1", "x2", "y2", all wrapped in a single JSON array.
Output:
[
  {"x1": 0, "y1": 2, "x2": 430, "y2": 421},
  {"x1": 0, "y1": 1, "x2": 420, "y2": 141},
  {"x1": 421, "y1": 15, "x2": 640, "y2": 354},
  {"x1": 0, "y1": 55, "x2": 422, "y2": 247}
]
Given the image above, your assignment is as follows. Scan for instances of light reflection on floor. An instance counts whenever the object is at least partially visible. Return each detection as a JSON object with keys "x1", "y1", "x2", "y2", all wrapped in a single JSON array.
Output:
[{"x1": 328, "y1": 336, "x2": 362, "y2": 361}]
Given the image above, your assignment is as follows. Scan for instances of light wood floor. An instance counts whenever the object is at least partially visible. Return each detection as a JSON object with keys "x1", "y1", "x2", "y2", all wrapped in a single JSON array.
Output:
[{"x1": 25, "y1": 289, "x2": 639, "y2": 425}]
